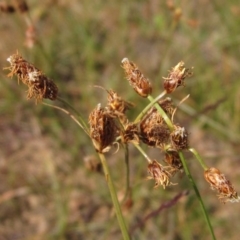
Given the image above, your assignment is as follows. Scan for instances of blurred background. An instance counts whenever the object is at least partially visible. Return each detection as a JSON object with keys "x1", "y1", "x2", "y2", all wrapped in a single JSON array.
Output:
[{"x1": 0, "y1": 0, "x2": 240, "y2": 239}]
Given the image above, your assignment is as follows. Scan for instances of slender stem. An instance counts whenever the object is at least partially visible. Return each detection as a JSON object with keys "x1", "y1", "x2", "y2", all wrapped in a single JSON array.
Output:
[
  {"x1": 133, "y1": 144, "x2": 151, "y2": 163},
  {"x1": 98, "y1": 153, "x2": 130, "y2": 240},
  {"x1": 43, "y1": 102, "x2": 89, "y2": 136},
  {"x1": 188, "y1": 148, "x2": 208, "y2": 170},
  {"x1": 134, "y1": 90, "x2": 167, "y2": 123},
  {"x1": 56, "y1": 96, "x2": 79, "y2": 115},
  {"x1": 57, "y1": 96, "x2": 89, "y2": 131},
  {"x1": 178, "y1": 151, "x2": 216, "y2": 240}
]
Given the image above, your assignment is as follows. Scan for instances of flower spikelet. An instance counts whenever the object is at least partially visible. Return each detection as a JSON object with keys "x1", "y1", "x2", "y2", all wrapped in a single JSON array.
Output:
[
  {"x1": 170, "y1": 125, "x2": 188, "y2": 150},
  {"x1": 106, "y1": 89, "x2": 134, "y2": 125},
  {"x1": 122, "y1": 58, "x2": 152, "y2": 98},
  {"x1": 140, "y1": 106, "x2": 170, "y2": 148},
  {"x1": 107, "y1": 89, "x2": 134, "y2": 114},
  {"x1": 147, "y1": 160, "x2": 173, "y2": 189},
  {"x1": 163, "y1": 61, "x2": 193, "y2": 93},
  {"x1": 6, "y1": 52, "x2": 58, "y2": 102},
  {"x1": 204, "y1": 167, "x2": 239, "y2": 203},
  {"x1": 89, "y1": 104, "x2": 117, "y2": 153}
]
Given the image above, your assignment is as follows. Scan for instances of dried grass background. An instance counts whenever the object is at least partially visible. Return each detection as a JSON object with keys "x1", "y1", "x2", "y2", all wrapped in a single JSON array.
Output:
[{"x1": 0, "y1": 0, "x2": 240, "y2": 239}]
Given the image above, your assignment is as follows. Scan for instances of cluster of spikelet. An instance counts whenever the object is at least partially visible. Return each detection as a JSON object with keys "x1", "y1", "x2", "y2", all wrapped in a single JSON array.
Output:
[
  {"x1": 88, "y1": 58, "x2": 192, "y2": 188},
  {"x1": 5, "y1": 52, "x2": 239, "y2": 203}
]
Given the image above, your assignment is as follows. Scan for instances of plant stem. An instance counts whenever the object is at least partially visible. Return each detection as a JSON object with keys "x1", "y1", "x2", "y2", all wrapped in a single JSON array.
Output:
[
  {"x1": 178, "y1": 151, "x2": 216, "y2": 240},
  {"x1": 98, "y1": 153, "x2": 131, "y2": 240},
  {"x1": 188, "y1": 148, "x2": 208, "y2": 170},
  {"x1": 43, "y1": 102, "x2": 89, "y2": 135},
  {"x1": 133, "y1": 143, "x2": 151, "y2": 163},
  {"x1": 134, "y1": 91, "x2": 167, "y2": 123},
  {"x1": 57, "y1": 96, "x2": 89, "y2": 131}
]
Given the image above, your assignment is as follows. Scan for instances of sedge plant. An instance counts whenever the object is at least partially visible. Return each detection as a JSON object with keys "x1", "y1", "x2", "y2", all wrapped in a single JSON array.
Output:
[{"x1": 4, "y1": 52, "x2": 240, "y2": 240}]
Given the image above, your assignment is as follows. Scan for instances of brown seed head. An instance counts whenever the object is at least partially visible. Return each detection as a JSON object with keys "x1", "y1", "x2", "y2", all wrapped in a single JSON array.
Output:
[
  {"x1": 27, "y1": 75, "x2": 58, "y2": 101},
  {"x1": 163, "y1": 61, "x2": 193, "y2": 93},
  {"x1": 122, "y1": 58, "x2": 152, "y2": 98},
  {"x1": 147, "y1": 160, "x2": 173, "y2": 189},
  {"x1": 204, "y1": 167, "x2": 239, "y2": 203},
  {"x1": 106, "y1": 89, "x2": 134, "y2": 125},
  {"x1": 107, "y1": 89, "x2": 134, "y2": 113},
  {"x1": 89, "y1": 104, "x2": 117, "y2": 153},
  {"x1": 140, "y1": 106, "x2": 170, "y2": 148},
  {"x1": 170, "y1": 125, "x2": 188, "y2": 150},
  {"x1": 6, "y1": 52, "x2": 58, "y2": 102}
]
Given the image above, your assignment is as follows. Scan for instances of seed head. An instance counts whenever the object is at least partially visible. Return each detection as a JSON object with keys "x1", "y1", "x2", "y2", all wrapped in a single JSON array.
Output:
[
  {"x1": 5, "y1": 52, "x2": 58, "y2": 102},
  {"x1": 204, "y1": 167, "x2": 239, "y2": 203},
  {"x1": 147, "y1": 160, "x2": 173, "y2": 189},
  {"x1": 89, "y1": 104, "x2": 117, "y2": 153},
  {"x1": 140, "y1": 106, "x2": 170, "y2": 148},
  {"x1": 163, "y1": 61, "x2": 193, "y2": 94},
  {"x1": 107, "y1": 89, "x2": 134, "y2": 113},
  {"x1": 122, "y1": 58, "x2": 152, "y2": 98},
  {"x1": 170, "y1": 125, "x2": 188, "y2": 150},
  {"x1": 106, "y1": 89, "x2": 134, "y2": 125}
]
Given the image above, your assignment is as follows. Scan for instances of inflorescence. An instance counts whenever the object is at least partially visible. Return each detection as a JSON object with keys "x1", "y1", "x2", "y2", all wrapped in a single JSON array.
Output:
[{"x1": 4, "y1": 52, "x2": 239, "y2": 203}]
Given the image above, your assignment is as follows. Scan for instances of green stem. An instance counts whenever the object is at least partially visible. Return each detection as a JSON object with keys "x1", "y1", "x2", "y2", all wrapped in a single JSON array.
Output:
[
  {"x1": 178, "y1": 151, "x2": 216, "y2": 240},
  {"x1": 188, "y1": 148, "x2": 208, "y2": 170},
  {"x1": 134, "y1": 91, "x2": 167, "y2": 123},
  {"x1": 43, "y1": 102, "x2": 89, "y2": 135},
  {"x1": 56, "y1": 96, "x2": 89, "y2": 131},
  {"x1": 133, "y1": 144, "x2": 151, "y2": 163},
  {"x1": 98, "y1": 153, "x2": 130, "y2": 240}
]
